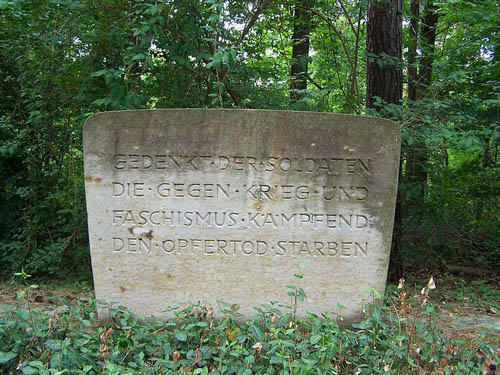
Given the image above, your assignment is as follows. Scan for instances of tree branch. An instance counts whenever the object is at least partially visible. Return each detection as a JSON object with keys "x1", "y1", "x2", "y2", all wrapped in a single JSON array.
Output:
[{"x1": 236, "y1": 0, "x2": 269, "y2": 47}]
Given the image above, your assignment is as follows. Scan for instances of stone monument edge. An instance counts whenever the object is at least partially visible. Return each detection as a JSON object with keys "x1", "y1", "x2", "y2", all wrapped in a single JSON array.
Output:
[{"x1": 82, "y1": 109, "x2": 401, "y2": 323}]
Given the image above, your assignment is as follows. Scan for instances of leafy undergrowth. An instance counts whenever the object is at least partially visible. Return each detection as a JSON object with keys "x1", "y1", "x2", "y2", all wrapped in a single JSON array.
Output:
[{"x1": 1, "y1": 280, "x2": 499, "y2": 375}]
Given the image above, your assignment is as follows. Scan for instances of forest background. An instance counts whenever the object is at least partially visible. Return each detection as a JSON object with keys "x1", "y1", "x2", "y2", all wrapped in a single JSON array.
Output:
[{"x1": 0, "y1": 0, "x2": 499, "y2": 281}]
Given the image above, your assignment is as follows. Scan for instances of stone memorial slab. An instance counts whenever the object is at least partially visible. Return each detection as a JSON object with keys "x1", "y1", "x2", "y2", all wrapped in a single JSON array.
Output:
[{"x1": 83, "y1": 109, "x2": 400, "y2": 321}]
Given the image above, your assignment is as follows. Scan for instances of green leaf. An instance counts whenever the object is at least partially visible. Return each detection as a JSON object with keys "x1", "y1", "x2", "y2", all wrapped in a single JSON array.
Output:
[
  {"x1": 298, "y1": 288, "x2": 306, "y2": 301},
  {"x1": 244, "y1": 354, "x2": 255, "y2": 365},
  {"x1": 0, "y1": 351, "x2": 17, "y2": 364},
  {"x1": 91, "y1": 69, "x2": 108, "y2": 77},
  {"x1": 45, "y1": 339, "x2": 62, "y2": 350},
  {"x1": 132, "y1": 54, "x2": 146, "y2": 61},
  {"x1": 208, "y1": 14, "x2": 219, "y2": 22},
  {"x1": 21, "y1": 367, "x2": 39, "y2": 375},
  {"x1": 17, "y1": 290, "x2": 26, "y2": 299},
  {"x1": 310, "y1": 334, "x2": 322, "y2": 344},
  {"x1": 250, "y1": 324, "x2": 264, "y2": 341},
  {"x1": 174, "y1": 330, "x2": 187, "y2": 342},
  {"x1": 270, "y1": 356, "x2": 282, "y2": 364}
]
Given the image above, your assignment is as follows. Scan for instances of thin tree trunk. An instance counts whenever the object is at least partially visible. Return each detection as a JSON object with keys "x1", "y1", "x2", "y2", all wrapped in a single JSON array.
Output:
[
  {"x1": 290, "y1": 1, "x2": 311, "y2": 104},
  {"x1": 406, "y1": 0, "x2": 425, "y2": 211},
  {"x1": 418, "y1": 0, "x2": 438, "y2": 97},
  {"x1": 408, "y1": 0, "x2": 419, "y2": 102},
  {"x1": 407, "y1": 0, "x2": 438, "y2": 209}
]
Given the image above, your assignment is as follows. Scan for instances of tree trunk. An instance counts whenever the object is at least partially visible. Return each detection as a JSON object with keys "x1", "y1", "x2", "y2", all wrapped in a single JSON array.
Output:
[
  {"x1": 406, "y1": 1, "x2": 438, "y2": 210},
  {"x1": 418, "y1": 0, "x2": 439, "y2": 97},
  {"x1": 290, "y1": 1, "x2": 311, "y2": 104},
  {"x1": 366, "y1": 0, "x2": 403, "y2": 280},
  {"x1": 366, "y1": 0, "x2": 402, "y2": 108}
]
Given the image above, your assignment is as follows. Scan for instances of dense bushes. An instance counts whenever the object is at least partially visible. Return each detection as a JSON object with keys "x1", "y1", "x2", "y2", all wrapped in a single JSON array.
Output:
[
  {"x1": 0, "y1": 0, "x2": 499, "y2": 279},
  {"x1": 1, "y1": 290, "x2": 498, "y2": 375}
]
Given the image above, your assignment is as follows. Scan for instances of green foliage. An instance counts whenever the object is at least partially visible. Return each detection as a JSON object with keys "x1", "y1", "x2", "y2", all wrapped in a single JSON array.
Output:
[
  {"x1": 0, "y1": 0, "x2": 499, "y2": 278},
  {"x1": 1, "y1": 286, "x2": 498, "y2": 375}
]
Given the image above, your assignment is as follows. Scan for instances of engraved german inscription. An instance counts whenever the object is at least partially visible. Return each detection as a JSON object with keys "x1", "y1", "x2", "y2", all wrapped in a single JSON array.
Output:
[
  {"x1": 111, "y1": 181, "x2": 370, "y2": 201},
  {"x1": 111, "y1": 210, "x2": 375, "y2": 230},
  {"x1": 110, "y1": 236, "x2": 369, "y2": 258},
  {"x1": 113, "y1": 154, "x2": 373, "y2": 175}
]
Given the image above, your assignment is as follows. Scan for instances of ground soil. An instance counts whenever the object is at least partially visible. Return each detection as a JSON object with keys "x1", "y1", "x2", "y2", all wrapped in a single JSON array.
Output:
[{"x1": 0, "y1": 281, "x2": 93, "y2": 310}]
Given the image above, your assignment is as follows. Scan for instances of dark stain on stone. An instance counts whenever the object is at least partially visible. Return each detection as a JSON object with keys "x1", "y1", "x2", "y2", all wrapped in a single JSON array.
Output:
[
  {"x1": 85, "y1": 176, "x2": 102, "y2": 183},
  {"x1": 252, "y1": 201, "x2": 264, "y2": 211}
]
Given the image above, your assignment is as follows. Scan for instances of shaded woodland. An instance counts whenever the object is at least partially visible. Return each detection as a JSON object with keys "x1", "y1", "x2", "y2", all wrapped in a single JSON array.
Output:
[{"x1": 0, "y1": 0, "x2": 499, "y2": 279}]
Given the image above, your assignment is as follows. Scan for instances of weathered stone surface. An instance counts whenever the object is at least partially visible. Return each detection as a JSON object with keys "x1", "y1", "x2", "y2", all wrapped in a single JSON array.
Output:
[{"x1": 83, "y1": 109, "x2": 400, "y2": 321}]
